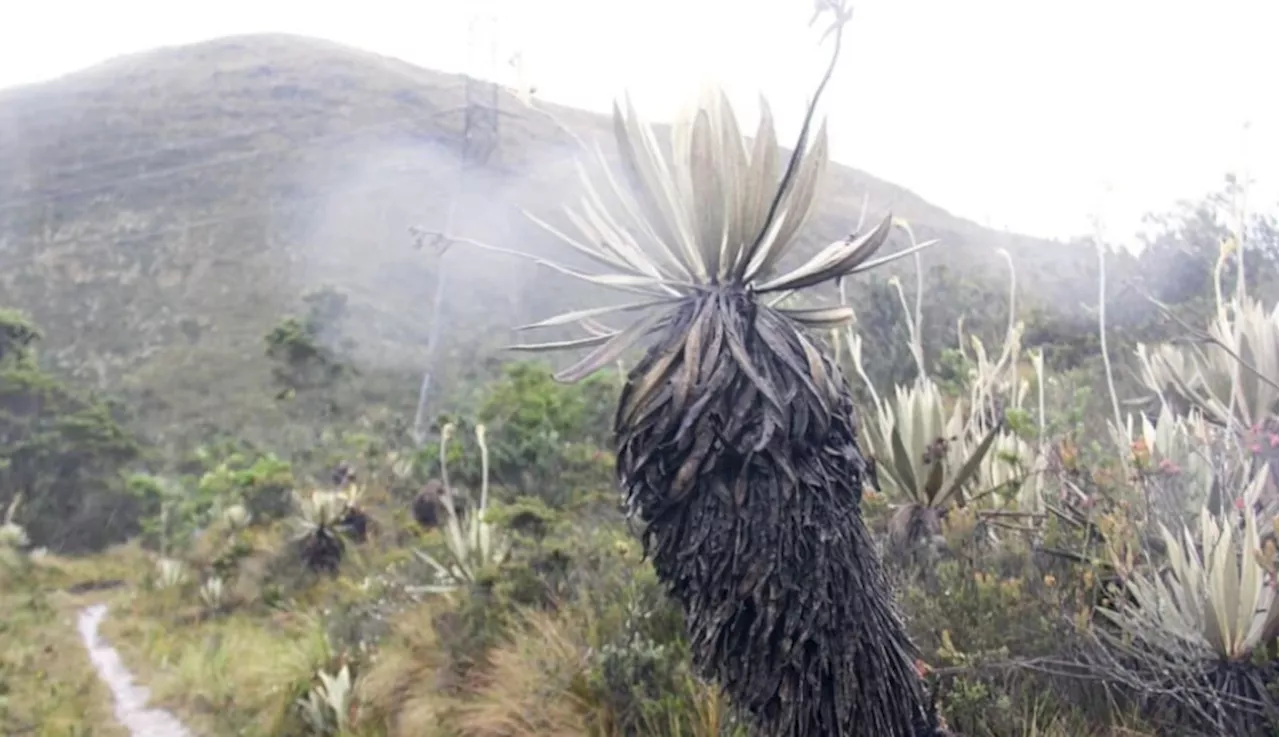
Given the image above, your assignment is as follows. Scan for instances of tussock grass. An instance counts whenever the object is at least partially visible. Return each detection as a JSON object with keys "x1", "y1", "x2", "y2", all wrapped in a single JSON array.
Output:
[{"x1": 103, "y1": 601, "x2": 335, "y2": 736}]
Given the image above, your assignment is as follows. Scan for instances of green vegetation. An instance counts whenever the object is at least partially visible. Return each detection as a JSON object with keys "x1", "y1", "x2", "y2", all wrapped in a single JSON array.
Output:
[
  {"x1": 0, "y1": 308, "x2": 142, "y2": 553},
  {"x1": 5, "y1": 168, "x2": 1275, "y2": 734}
]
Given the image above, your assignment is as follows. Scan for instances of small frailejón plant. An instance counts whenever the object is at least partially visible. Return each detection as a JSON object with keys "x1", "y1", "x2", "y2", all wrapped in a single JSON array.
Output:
[
  {"x1": 291, "y1": 488, "x2": 361, "y2": 574},
  {"x1": 0, "y1": 492, "x2": 29, "y2": 549},
  {"x1": 844, "y1": 250, "x2": 1044, "y2": 553},
  {"x1": 0, "y1": 492, "x2": 31, "y2": 573},
  {"x1": 222, "y1": 503, "x2": 252, "y2": 531},
  {"x1": 154, "y1": 557, "x2": 188, "y2": 590},
  {"x1": 508, "y1": 4, "x2": 943, "y2": 735},
  {"x1": 199, "y1": 575, "x2": 227, "y2": 610},
  {"x1": 856, "y1": 376, "x2": 1000, "y2": 553},
  {"x1": 1136, "y1": 296, "x2": 1277, "y2": 427},
  {"x1": 1133, "y1": 229, "x2": 1278, "y2": 456},
  {"x1": 1094, "y1": 498, "x2": 1279, "y2": 734},
  {"x1": 297, "y1": 663, "x2": 354, "y2": 735},
  {"x1": 413, "y1": 423, "x2": 510, "y2": 592}
]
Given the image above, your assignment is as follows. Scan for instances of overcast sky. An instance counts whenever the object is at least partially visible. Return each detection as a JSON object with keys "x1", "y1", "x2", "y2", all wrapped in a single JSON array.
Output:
[{"x1": 2, "y1": 0, "x2": 1276, "y2": 247}]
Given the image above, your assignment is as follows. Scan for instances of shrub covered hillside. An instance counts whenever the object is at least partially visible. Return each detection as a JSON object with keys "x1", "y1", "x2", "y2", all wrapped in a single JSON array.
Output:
[{"x1": 3, "y1": 197, "x2": 1276, "y2": 736}]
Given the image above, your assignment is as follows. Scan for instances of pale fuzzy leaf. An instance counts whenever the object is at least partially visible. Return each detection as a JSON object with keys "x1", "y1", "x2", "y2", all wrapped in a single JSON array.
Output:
[
  {"x1": 777, "y1": 304, "x2": 855, "y2": 329},
  {"x1": 520, "y1": 208, "x2": 642, "y2": 276},
  {"x1": 845, "y1": 238, "x2": 941, "y2": 275},
  {"x1": 582, "y1": 143, "x2": 694, "y2": 279},
  {"x1": 508, "y1": 333, "x2": 617, "y2": 353},
  {"x1": 573, "y1": 162, "x2": 679, "y2": 279},
  {"x1": 414, "y1": 549, "x2": 454, "y2": 580},
  {"x1": 755, "y1": 214, "x2": 894, "y2": 293},
  {"x1": 688, "y1": 108, "x2": 727, "y2": 279},
  {"x1": 712, "y1": 88, "x2": 750, "y2": 277},
  {"x1": 740, "y1": 91, "x2": 824, "y2": 276},
  {"x1": 1202, "y1": 509, "x2": 1242, "y2": 658},
  {"x1": 553, "y1": 311, "x2": 665, "y2": 383},
  {"x1": 1237, "y1": 509, "x2": 1263, "y2": 654},
  {"x1": 740, "y1": 206, "x2": 796, "y2": 282},
  {"x1": 619, "y1": 97, "x2": 703, "y2": 279},
  {"x1": 611, "y1": 100, "x2": 695, "y2": 277},
  {"x1": 669, "y1": 95, "x2": 696, "y2": 215},
  {"x1": 732, "y1": 95, "x2": 781, "y2": 278},
  {"x1": 558, "y1": 202, "x2": 633, "y2": 273},
  {"x1": 756, "y1": 120, "x2": 830, "y2": 270},
  {"x1": 566, "y1": 201, "x2": 666, "y2": 280},
  {"x1": 755, "y1": 214, "x2": 892, "y2": 290},
  {"x1": 737, "y1": 120, "x2": 829, "y2": 283},
  {"x1": 496, "y1": 236, "x2": 686, "y2": 296},
  {"x1": 420, "y1": 227, "x2": 658, "y2": 295},
  {"x1": 578, "y1": 317, "x2": 617, "y2": 337},
  {"x1": 514, "y1": 299, "x2": 671, "y2": 331},
  {"x1": 479, "y1": 215, "x2": 683, "y2": 297}
]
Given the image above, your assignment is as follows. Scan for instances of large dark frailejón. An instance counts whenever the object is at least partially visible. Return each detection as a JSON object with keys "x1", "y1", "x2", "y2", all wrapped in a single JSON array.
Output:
[{"x1": 615, "y1": 291, "x2": 941, "y2": 736}]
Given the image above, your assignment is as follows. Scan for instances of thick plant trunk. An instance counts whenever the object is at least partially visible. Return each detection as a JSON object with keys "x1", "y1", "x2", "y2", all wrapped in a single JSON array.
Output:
[{"x1": 615, "y1": 293, "x2": 940, "y2": 737}]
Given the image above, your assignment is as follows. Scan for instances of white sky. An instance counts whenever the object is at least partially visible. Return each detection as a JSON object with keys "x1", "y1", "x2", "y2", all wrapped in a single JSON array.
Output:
[{"x1": 1, "y1": 0, "x2": 1276, "y2": 247}]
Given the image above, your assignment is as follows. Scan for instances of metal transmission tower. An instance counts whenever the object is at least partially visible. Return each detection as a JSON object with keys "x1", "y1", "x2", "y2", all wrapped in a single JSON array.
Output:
[
  {"x1": 462, "y1": 7, "x2": 503, "y2": 170},
  {"x1": 410, "y1": 4, "x2": 505, "y2": 444}
]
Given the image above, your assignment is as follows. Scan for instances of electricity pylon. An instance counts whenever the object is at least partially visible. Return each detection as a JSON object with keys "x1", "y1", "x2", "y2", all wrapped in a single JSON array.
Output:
[{"x1": 410, "y1": 3, "x2": 505, "y2": 444}]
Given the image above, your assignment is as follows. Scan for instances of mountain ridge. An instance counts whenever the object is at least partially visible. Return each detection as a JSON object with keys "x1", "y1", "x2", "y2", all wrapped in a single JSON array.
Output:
[{"x1": 0, "y1": 33, "x2": 1094, "y2": 442}]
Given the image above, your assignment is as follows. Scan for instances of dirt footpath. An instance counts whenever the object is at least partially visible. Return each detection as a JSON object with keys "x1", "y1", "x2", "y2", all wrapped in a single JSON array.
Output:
[{"x1": 77, "y1": 604, "x2": 194, "y2": 737}]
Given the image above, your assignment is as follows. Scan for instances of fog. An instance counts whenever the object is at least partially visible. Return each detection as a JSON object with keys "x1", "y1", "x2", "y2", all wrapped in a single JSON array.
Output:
[
  {"x1": 0, "y1": 30, "x2": 1272, "y2": 437},
  {"x1": 275, "y1": 112, "x2": 618, "y2": 385}
]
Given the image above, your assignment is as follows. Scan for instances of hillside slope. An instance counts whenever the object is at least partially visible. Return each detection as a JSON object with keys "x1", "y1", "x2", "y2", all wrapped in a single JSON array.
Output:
[{"x1": 0, "y1": 34, "x2": 1092, "y2": 440}]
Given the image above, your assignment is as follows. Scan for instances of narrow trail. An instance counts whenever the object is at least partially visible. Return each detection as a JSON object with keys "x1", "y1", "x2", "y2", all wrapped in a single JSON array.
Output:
[{"x1": 77, "y1": 604, "x2": 194, "y2": 737}]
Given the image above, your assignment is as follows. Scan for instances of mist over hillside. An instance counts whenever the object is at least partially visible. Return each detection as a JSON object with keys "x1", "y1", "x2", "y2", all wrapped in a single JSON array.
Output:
[{"x1": 0, "y1": 33, "x2": 1250, "y2": 443}]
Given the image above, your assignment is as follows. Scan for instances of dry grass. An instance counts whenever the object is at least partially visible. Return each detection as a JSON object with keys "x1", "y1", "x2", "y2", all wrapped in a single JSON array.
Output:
[
  {"x1": 353, "y1": 597, "x2": 598, "y2": 737},
  {"x1": 0, "y1": 536, "x2": 1175, "y2": 737},
  {"x1": 354, "y1": 601, "x2": 449, "y2": 737},
  {"x1": 451, "y1": 610, "x2": 596, "y2": 737},
  {"x1": 101, "y1": 592, "x2": 336, "y2": 736},
  {"x1": 0, "y1": 507, "x2": 1179, "y2": 737}
]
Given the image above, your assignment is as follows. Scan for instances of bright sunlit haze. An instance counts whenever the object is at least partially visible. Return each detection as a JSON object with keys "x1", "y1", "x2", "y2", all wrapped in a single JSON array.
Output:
[{"x1": 2, "y1": 0, "x2": 1276, "y2": 248}]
